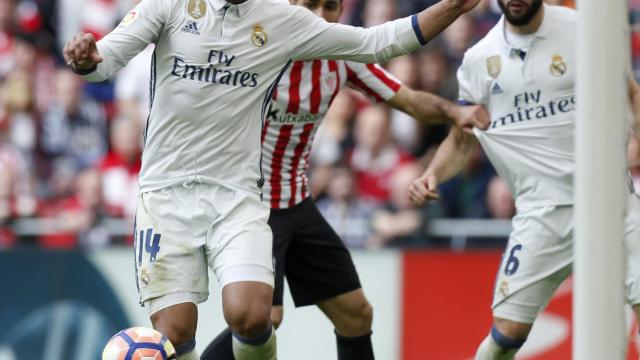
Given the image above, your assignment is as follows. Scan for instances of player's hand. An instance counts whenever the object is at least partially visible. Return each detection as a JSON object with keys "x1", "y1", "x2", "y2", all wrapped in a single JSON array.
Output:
[
  {"x1": 409, "y1": 173, "x2": 440, "y2": 207},
  {"x1": 451, "y1": 104, "x2": 490, "y2": 134},
  {"x1": 63, "y1": 33, "x2": 103, "y2": 71},
  {"x1": 447, "y1": 0, "x2": 483, "y2": 13}
]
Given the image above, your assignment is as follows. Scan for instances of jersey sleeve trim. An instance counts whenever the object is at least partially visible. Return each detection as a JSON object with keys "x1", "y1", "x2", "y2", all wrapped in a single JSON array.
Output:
[
  {"x1": 457, "y1": 99, "x2": 475, "y2": 106},
  {"x1": 365, "y1": 64, "x2": 401, "y2": 93},
  {"x1": 411, "y1": 15, "x2": 427, "y2": 46},
  {"x1": 345, "y1": 64, "x2": 385, "y2": 102}
]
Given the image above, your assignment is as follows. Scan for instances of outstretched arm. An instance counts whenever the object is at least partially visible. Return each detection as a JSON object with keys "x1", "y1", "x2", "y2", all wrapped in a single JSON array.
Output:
[
  {"x1": 290, "y1": 0, "x2": 481, "y2": 63},
  {"x1": 387, "y1": 86, "x2": 491, "y2": 131},
  {"x1": 408, "y1": 125, "x2": 478, "y2": 206}
]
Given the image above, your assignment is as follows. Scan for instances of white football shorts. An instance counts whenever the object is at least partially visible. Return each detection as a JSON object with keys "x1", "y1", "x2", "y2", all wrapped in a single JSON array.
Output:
[
  {"x1": 492, "y1": 193, "x2": 640, "y2": 323},
  {"x1": 133, "y1": 182, "x2": 274, "y2": 314}
]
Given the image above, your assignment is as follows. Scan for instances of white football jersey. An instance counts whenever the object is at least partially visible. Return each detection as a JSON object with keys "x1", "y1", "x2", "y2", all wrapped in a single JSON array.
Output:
[
  {"x1": 83, "y1": 0, "x2": 422, "y2": 195},
  {"x1": 458, "y1": 5, "x2": 579, "y2": 208}
]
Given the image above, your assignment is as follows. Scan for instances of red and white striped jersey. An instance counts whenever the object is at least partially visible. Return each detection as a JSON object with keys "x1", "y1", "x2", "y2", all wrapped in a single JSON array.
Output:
[{"x1": 261, "y1": 60, "x2": 401, "y2": 209}]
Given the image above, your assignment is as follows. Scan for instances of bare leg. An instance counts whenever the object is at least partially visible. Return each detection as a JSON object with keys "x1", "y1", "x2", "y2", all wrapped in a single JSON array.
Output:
[
  {"x1": 317, "y1": 289, "x2": 374, "y2": 360},
  {"x1": 151, "y1": 302, "x2": 199, "y2": 360},
  {"x1": 223, "y1": 281, "x2": 277, "y2": 360}
]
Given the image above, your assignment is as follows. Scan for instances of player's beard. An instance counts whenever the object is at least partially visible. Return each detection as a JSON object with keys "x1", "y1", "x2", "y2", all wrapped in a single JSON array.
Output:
[{"x1": 498, "y1": 0, "x2": 543, "y2": 27}]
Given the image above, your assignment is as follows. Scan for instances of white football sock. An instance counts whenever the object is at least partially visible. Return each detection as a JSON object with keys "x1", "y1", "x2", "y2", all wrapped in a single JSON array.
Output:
[{"x1": 232, "y1": 327, "x2": 277, "y2": 360}]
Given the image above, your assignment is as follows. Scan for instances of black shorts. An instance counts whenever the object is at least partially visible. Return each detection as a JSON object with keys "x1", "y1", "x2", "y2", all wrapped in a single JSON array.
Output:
[{"x1": 270, "y1": 197, "x2": 361, "y2": 307}]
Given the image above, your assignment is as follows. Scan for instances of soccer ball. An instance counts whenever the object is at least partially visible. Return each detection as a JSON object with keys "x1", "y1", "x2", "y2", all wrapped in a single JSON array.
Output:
[{"x1": 102, "y1": 327, "x2": 177, "y2": 360}]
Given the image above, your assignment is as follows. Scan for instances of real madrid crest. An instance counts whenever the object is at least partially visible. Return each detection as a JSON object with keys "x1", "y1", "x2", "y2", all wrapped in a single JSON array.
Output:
[
  {"x1": 188, "y1": 0, "x2": 206, "y2": 19},
  {"x1": 486, "y1": 55, "x2": 501, "y2": 79},
  {"x1": 550, "y1": 54, "x2": 567, "y2": 77},
  {"x1": 251, "y1": 24, "x2": 268, "y2": 48},
  {"x1": 499, "y1": 280, "x2": 509, "y2": 298}
]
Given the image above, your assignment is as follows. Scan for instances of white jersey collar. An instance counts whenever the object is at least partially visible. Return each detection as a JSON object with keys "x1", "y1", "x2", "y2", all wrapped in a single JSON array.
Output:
[{"x1": 210, "y1": 0, "x2": 255, "y2": 16}]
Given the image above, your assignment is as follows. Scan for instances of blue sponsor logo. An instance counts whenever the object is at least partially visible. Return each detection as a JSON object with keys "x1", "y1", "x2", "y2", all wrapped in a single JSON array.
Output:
[
  {"x1": 490, "y1": 90, "x2": 576, "y2": 129},
  {"x1": 181, "y1": 22, "x2": 200, "y2": 35},
  {"x1": 171, "y1": 49, "x2": 260, "y2": 88}
]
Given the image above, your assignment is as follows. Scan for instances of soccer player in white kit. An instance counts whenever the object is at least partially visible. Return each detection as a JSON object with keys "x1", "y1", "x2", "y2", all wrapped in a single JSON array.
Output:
[
  {"x1": 408, "y1": 0, "x2": 640, "y2": 359},
  {"x1": 200, "y1": 0, "x2": 490, "y2": 358},
  {"x1": 63, "y1": 0, "x2": 483, "y2": 359}
]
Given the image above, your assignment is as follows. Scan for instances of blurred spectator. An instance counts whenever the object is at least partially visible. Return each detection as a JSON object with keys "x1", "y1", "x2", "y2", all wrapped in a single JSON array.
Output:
[
  {"x1": 386, "y1": 56, "x2": 423, "y2": 154},
  {"x1": 1, "y1": 68, "x2": 36, "y2": 161},
  {"x1": 0, "y1": 140, "x2": 36, "y2": 246},
  {"x1": 12, "y1": 32, "x2": 56, "y2": 114},
  {"x1": 39, "y1": 167, "x2": 110, "y2": 248},
  {"x1": 99, "y1": 116, "x2": 141, "y2": 219},
  {"x1": 39, "y1": 68, "x2": 107, "y2": 193},
  {"x1": 0, "y1": 0, "x2": 17, "y2": 78},
  {"x1": 437, "y1": 142, "x2": 495, "y2": 218},
  {"x1": 348, "y1": 104, "x2": 414, "y2": 203},
  {"x1": 442, "y1": 15, "x2": 477, "y2": 66},
  {"x1": 362, "y1": 0, "x2": 395, "y2": 27},
  {"x1": 486, "y1": 176, "x2": 515, "y2": 219},
  {"x1": 316, "y1": 165, "x2": 378, "y2": 249},
  {"x1": 309, "y1": 91, "x2": 357, "y2": 198},
  {"x1": 348, "y1": 0, "x2": 396, "y2": 27},
  {"x1": 417, "y1": 47, "x2": 456, "y2": 99},
  {"x1": 0, "y1": 164, "x2": 15, "y2": 246},
  {"x1": 468, "y1": 0, "x2": 501, "y2": 36},
  {"x1": 370, "y1": 162, "x2": 427, "y2": 248},
  {"x1": 395, "y1": 0, "x2": 438, "y2": 18},
  {"x1": 57, "y1": 0, "x2": 120, "y2": 50}
]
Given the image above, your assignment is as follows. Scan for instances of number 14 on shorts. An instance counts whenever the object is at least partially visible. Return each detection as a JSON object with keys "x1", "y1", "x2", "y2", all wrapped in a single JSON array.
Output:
[{"x1": 137, "y1": 228, "x2": 162, "y2": 264}]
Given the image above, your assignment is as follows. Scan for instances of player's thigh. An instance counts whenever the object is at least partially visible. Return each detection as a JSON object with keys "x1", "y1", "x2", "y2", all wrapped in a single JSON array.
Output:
[
  {"x1": 206, "y1": 188, "x2": 274, "y2": 289},
  {"x1": 134, "y1": 187, "x2": 210, "y2": 314},
  {"x1": 267, "y1": 208, "x2": 295, "y2": 307},
  {"x1": 624, "y1": 194, "x2": 640, "y2": 307},
  {"x1": 492, "y1": 206, "x2": 573, "y2": 325},
  {"x1": 285, "y1": 198, "x2": 362, "y2": 307}
]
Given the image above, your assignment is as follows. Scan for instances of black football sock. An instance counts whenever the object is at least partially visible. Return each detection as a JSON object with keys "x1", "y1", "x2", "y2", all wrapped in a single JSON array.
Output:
[
  {"x1": 335, "y1": 330, "x2": 375, "y2": 360},
  {"x1": 201, "y1": 327, "x2": 234, "y2": 360}
]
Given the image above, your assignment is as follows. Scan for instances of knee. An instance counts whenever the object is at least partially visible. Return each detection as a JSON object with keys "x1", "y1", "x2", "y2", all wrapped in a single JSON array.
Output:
[
  {"x1": 226, "y1": 302, "x2": 272, "y2": 338},
  {"x1": 151, "y1": 314, "x2": 196, "y2": 347},
  {"x1": 334, "y1": 300, "x2": 373, "y2": 337},
  {"x1": 493, "y1": 318, "x2": 531, "y2": 341}
]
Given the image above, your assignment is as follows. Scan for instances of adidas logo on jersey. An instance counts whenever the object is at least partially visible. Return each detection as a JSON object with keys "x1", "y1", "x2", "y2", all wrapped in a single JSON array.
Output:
[
  {"x1": 181, "y1": 22, "x2": 200, "y2": 35},
  {"x1": 491, "y1": 82, "x2": 503, "y2": 95}
]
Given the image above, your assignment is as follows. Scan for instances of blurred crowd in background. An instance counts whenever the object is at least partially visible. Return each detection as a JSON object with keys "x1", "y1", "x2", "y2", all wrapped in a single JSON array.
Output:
[{"x1": 0, "y1": 0, "x2": 637, "y2": 250}]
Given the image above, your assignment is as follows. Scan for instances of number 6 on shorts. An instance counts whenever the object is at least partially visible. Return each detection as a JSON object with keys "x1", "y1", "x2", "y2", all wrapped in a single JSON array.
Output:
[{"x1": 504, "y1": 244, "x2": 522, "y2": 276}]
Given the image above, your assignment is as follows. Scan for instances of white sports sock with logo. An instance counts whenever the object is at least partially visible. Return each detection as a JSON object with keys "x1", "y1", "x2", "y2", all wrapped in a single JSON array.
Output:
[{"x1": 232, "y1": 327, "x2": 277, "y2": 360}]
